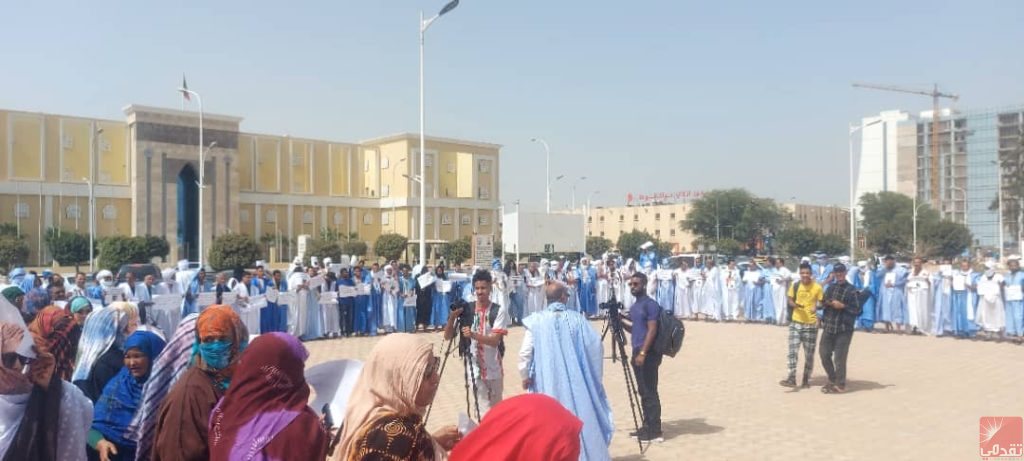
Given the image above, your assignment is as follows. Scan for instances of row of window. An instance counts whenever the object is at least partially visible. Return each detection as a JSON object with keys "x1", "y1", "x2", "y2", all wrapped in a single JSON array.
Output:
[
  {"x1": 588, "y1": 229, "x2": 677, "y2": 238},
  {"x1": 247, "y1": 209, "x2": 492, "y2": 226},
  {"x1": 12, "y1": 203, "x2": 117, "y2": 220},
  {"x1": 377, "y1": 157, "x2": 492, "y2": 173},
  {"x1": 587, "y1": 212, "x2": 678, "y2": 224}
]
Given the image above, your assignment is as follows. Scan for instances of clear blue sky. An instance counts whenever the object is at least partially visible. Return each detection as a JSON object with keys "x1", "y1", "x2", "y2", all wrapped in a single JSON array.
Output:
[{"x1": 2, "y1": 1, "x2": 1023, "y2": 211}]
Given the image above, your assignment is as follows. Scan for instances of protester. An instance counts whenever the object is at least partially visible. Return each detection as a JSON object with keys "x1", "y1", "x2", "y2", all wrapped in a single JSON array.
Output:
[
  {"x1": 151, "y1": 306, "x2": 247, "y2": 461},
  {"x1": 780, "y1": 263, "x2": 822, "y2": 389},
  {"x1": 414, "y1": 266, "x2": 433, "y2": 331},
  {"x1": 906, "y1": 257, "x2": 931, "y2": 335},
  {"x1": 974, "y1": 260, "x2": 1005, "y2": 338},
  {"x1": 1004, "y1": 256, "x2": 1023, "y2": 342},
  {"x1": 208, "y1": 332, "x2": 328, "y2": 461},
  {"x1": 819, "y1": 264, "x2": 862, "y2": 394},
  {"x1": 449, "y1": 394, "x2": 583, "y2": 461},
  {"x1": 620, "y1": 272, "x2": 663, "y2": 443},
  {"x1": 87, "y1": 330, "x2": 166, "y2": 461},
  {"x1": 519, "y1": 281, "x2": 613, "y2": 460},
  {"x1": 431, "y1": 265, "x2": 450, "y2": 330},
  {"x1": 73, "y1": 303, "x2": 140, "y2": 402},
  {"x1": 332, "y1": 333, "x2": 458, "y2": 460},
  {"x1": 443, "y1": 270, "x2": 510, "y2": 416},
  {"x1": 876, "y1": 255, "x2": 907, "y2": 333},
  {"x1": 129, "y1": 313, "x2": 198, "y2": 461},
  {"x1": 28, "y1": 305, "x2": 79, "y2": 381}
]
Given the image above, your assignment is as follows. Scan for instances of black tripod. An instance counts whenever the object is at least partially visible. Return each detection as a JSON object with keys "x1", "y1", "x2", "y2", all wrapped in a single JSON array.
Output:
[
  {"x1": 425, "y1": 303, "x2": 482, "y2": 425},
  {"x1": 600, "y1": 293, "x2": 647, "y2": 453}
]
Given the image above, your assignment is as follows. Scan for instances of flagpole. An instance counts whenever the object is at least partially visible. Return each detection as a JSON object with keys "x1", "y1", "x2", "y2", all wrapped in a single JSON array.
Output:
[{"x1": 179, "y1": 87, "x2": 204, "y2": 268}]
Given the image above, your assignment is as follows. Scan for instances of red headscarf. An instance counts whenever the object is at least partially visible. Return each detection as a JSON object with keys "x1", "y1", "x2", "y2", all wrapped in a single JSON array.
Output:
[
  {"x1": 28, "y1": 306, "x2": 77, "y2": 381},
  {"x1": 208, "y1": 332, "x2": 327, "y2": 461},
  {"x1": 449, "y1": 394, "x2": 583, "y2": 461}
]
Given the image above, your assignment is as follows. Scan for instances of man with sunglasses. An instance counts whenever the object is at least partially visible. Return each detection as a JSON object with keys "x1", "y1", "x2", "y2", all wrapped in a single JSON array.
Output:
[{"x1": 620, "y1": 271, "x2": 664, "y2": 443}]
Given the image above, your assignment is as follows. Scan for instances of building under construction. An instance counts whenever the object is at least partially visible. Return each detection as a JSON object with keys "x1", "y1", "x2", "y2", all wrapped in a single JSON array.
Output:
[{"x1": 854, "y1": 103, "x2": 1024, "y2": 255}]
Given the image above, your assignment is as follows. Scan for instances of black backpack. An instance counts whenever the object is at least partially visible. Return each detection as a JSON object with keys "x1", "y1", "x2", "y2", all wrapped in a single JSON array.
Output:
[
  {"x1": 463, "y1": 302, "x2": 506, "y2": 357},
  {"x1": 653, "y1": 306, "x2": 685, "y2": 357}
]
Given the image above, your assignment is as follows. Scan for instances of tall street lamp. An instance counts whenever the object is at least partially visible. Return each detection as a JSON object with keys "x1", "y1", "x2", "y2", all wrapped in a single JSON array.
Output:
[
  {"x1": 178, "y1": 85, "x2": 205, "y2": 266},
  {"x1": 419, "y1": 0, "x2": 460, "y2": 265},
  {"x1": 991, "y1": 159, "x2": 1005, "y2": 258},
  {"x1": 392, "y1": 157, "x2": 407, "y2": 233},
  {"x1": 849, "y1": 119, "x2": 882, "y2": 259},
  {"x1": 570, "y1": 176, "x2": 587, "y2": 211},
  {"x1": 531, "y1": 138, "x2": 552, "y2": 213}
]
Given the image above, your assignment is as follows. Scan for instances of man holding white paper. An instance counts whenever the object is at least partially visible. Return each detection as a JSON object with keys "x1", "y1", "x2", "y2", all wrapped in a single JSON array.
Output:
[
  {"x1": 974, "y1": 260, "x2": 1005, "y2": 337},
  {"x1": 950, "y1": 259, "x2": 978, "y2": 337},
  {"x1": 876, "y1": 256, "x2": 907, "y2": 333}
]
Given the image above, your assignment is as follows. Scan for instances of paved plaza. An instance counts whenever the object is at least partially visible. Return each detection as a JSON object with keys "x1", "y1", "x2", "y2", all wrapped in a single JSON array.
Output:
[{"x1": 305, "y1": 320, "x2": 1024, "y2": 460}]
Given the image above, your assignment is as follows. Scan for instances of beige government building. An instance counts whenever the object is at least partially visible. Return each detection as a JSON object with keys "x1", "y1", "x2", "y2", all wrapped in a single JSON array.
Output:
[{"x1": 0, "y1": 105, "x2": 501, "y2": 265}]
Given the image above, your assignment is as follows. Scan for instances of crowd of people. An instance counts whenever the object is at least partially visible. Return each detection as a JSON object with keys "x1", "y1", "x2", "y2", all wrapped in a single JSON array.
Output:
[{"x1": 1, "y1": 243, "x2": 1020, "y2": 460}]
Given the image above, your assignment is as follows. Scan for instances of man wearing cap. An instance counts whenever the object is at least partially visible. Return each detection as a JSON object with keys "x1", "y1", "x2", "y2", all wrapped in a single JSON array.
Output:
[
  {"x1": 819, "y1": 263, "x2": 862, "y2": 394},
  {"x1": 1004, "y1": 256, "x2": 1023, "y2": 341}
]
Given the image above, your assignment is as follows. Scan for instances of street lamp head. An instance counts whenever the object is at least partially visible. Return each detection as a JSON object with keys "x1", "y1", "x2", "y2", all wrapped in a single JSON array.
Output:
[
  {"x1": 530, "y1": 138, "x2": 538, "y2": 142},
  {"x1": 209, "y1": 141, "x2": 218, "y2": 149}
]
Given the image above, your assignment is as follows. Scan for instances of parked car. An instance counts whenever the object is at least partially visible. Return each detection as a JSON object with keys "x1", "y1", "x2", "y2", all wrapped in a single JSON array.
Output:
[{"x1": 116, "y1": 263, "x2": 161, "y2": 284}]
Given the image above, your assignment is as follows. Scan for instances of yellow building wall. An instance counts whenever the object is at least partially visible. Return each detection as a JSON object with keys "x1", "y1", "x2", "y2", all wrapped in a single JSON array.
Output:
[
  {"x1": 438, "y1": 152, "x2": 458, "y2": 199},
  {"x1": 289, "y1": 140, "x2": 312, "y2": 194},
  {"x1": 237, "y1": 135, "x2": 254, "y2": 191},
  {"x1": 456, "y1": 153, "x2": 473, "y2": 199},
  {"x1": 255, "y1": 137, "x2": 280, "y2": 191},
  {"x1": 379, "y1": 141, "x2": 409, "y2": 199},
  {"x1": 58, "y1": 118, "x2": 92, "y2": 183},
  {"x1": 10, "y1": 113, "x2": 44, "y2": 179},
  {"x1": 356, "y1": 208, "x2": 381, "y2": 243},
  {"x1": 438, "y1": 208, "x2": 455, "y2": 241},
  {"x1": 292, "y1": 204, "x2": 319, "y2": 238},
  {"x1": 361, "y1": 148, "x2": 379, "y2": 198},
  {"x1": 477, "y1": 211, "x2": 494, "y2": 237},
  {"x1": 311, "y1": 141, "x2": 329, "y2": 197},
  {"x1": 476, "y1": 157, "x2": 494, "y2": 200},
  {"x1": 95, "y1": 122, "x2": 127, "y2": 185},
  {"x1": 237, "y1": 203, "x2": 256, "y2": 237},
  {"x1": 458, "y1": 208, "x2": 474, "y2": 236},
  {"x1": 423, "y1": 153, "x2": 436, "y2": 198},
  {"x1": 328, "y1": 144, "x2": 351, "y2": 197}
]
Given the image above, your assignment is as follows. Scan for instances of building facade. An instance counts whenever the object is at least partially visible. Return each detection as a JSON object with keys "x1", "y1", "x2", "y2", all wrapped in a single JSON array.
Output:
[
  {"x1": 858, "y1": 104, "x2": 1024, "y2": 253},
  {"x1": 587, "y1": 202, "x2": 850, "y2": 255},
  {"x1": 0, "y1": 105, "x2": 500, "y2": 265}
]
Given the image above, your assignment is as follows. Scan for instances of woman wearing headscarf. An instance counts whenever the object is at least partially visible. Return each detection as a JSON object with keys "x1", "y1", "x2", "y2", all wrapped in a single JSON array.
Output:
[
  {"x1": 68, "y1": 295, "x2": 94, "y2": 328},
  {"x1": 1, "y1": 286, "x2": 27, "y2": 324},
  {"x1": 22, "y1": 287, "x2": 51, "y2": 323},
  {"x1": 151, "y1": 306, "x2": 247, "y2": 461},
  {"x1": 73, "y1": 302, "x2": 139, "y2": 402},
  {"x1": 1, "y1": 301, "x2": 93, "y2": 461},
  {"x1": 332, "y1": 333, "x2": 459, "y2": 461},
  {"x1": 28, "y1": 306, "x2": 79, "y2": 381},
  {"x1": 431, "y1": 265, "x2": 451, "y2": 331},
  {"x1": 88, "y1": 330, "x2": 166, "y2": 461},
  {"x1": 414, "y1": 266, "x2": 433, "y2": 331},
  {"x1": 208, "y1": 332, "x2": 327, "y2": 461},
  {"x1": 448, "y1": 394, "x2": 582, "y2": 461},
  {"x1": 127, "y1": 313, "x2": 197, "y2": 461}
]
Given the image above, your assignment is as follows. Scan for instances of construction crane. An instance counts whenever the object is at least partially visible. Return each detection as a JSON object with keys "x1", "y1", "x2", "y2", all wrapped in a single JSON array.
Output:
[{"x1": 852, "y1": 82, "x2": 959, "y2": 209}]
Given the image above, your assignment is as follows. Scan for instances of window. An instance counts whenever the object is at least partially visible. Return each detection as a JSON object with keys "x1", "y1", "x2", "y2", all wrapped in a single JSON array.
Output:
[
  {"x1": 587, "y1": 217, "x2": 593, "y2": 223},
  {"x1": 633, "y1": 215, "x2": 639, "y2": 222},
  {"x1": 655, "y1": 229, "x2": 661, "y2": 237},
  {"x1": 655, "y1": 213, "x2": 661, "y2": 220},
  {"x1": 362, "y1": 213, "x2": 373, "y2": 225},
  {"x1": 670, "y1": 229, "x2": 676, "y2": 237},
  {"x1": 382, "y1": 185, "x2": 391, "y2": 197},
  {"x1": 600, "y1": 231, "x2": 605, "y2": 237},
  {"x1": 461, "y1": 215, "x2": 471, "y2": 225},
  {"x1": 478, "y1": 187, "x2": 490, "y2": 199},
  {"x1": 102, "y1": 204, "x2": 117, "y2": 220},
  {"x1": 240, "y1": 210, "x2": 250, "y2": 223},
  {"x1": 599, "y1": 216, "x2": 605, "y2": 222},
  {"x1": 618, "y1": 215, "x2": 624, "y2": 223},
  {"x1": 265, "y1": 210, "x2": 277, "y2": 223},
  {"x1": 302, "y1": 211, "x2": 314, "y2": 224},
  {"x1": 65, "y1": 204, "x2": 81, "y2": 219},
  {"x1": 479, "y1": 215, "x2": 489, "y2": 225},
  {"x1": 425, "y1": 214, "x2": 434, "y2": 225},
  {"x1": 15, "y1": 202, "x2": 30, "y2": 218},
  {"x1": 381, "y1": 157, "x2": 390, "y2": 169},
  {"x1": 424, "y1": 156, "x2": 434, "y2": 168},
  {"x1": 670, "y1": 213, "x2": 676, "y2": 219},
  {"x1": 364, "y1": 159, "x2": 370, "y2": 172},
  {"x1": 381, "y1": 212, "x2": 390, "y2": 226},
  {"x1": 478, "y1": 160, "x2": 491, "y2": 173},
  {"x1": 446, "y1": 162, "x2": 456, "y2": 173},
  {"x1": 442, "y1": 214, "x2": 453, "y2": 225},
  {"x1": 333, "y1": 212, "x2": 344, "y2": 225}
]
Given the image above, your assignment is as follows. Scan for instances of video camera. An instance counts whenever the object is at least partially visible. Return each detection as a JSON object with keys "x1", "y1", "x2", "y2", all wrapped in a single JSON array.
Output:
[{"x1": 450, "y1": 298, "x2": 473, "y2": 356}]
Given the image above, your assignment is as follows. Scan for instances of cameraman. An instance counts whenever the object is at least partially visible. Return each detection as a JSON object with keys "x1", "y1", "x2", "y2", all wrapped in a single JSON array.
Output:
[
  {"x1": 620, "y1": 272, "x2": 663, "y2": 443},
  {"x1": 444, "y1": 270, "x2": 510, "y2": 416}
]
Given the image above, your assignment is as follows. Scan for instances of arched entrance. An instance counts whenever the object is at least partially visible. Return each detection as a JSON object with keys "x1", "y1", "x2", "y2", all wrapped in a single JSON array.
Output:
[{"x1": 177, "y1": 164, "x2": 199, "y2": 262}]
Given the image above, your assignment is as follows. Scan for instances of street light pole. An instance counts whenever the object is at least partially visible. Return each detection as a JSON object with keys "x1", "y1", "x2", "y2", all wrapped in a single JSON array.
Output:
[
  {"x1": 514, "y1": 199, "x2": 521, "y2": 263},
  {"x1": 570, "y1": 176, "x2": 587, "y2": 212},
  {"x1": 392, "y1": 157, "x2": 407, "y2": 233},
  {"x1": 87, "y1": 126, "x2": 103, "y2": 273},
  {"x1": 992, "y1": 159, "x2": 1005, "y2": 259},
  {"x1": 849, "y1": 120, "x2": 882, "y2": 259},
  {"x1": 178, "y1": 87, "x2": 204, "y2": 266},
  {"x1": 531, "y1": 138, "x2": 552, "y2": 213},
  {"x1": 419, "y1": 1, "x2": 460, "y2": 265}
]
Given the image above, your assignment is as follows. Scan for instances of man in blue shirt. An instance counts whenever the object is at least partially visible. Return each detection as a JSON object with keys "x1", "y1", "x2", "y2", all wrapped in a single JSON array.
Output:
[{"x1": 620, "y1": 271, "x2": 663, "y2": 443}]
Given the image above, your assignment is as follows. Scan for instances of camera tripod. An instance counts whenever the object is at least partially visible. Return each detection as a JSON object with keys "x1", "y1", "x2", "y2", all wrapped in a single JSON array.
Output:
[
  {"x1": 600, "y1": 293, "x2": 647, "y2": 453},
  {"x1": 425, "y1": 302, "x2": 482, "y2": 425}
]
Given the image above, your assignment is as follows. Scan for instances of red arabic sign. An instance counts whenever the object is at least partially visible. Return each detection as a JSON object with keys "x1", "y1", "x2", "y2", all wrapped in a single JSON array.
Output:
[{"x1": 626, "y1": 190, "x2": 705, "y2": 205}]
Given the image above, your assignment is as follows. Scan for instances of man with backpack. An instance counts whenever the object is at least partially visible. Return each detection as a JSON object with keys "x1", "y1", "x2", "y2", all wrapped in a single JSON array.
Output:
[
  {"x1": 621, "y1": 271, "x2": 664, "y2": 443},
  {"x1": 445, "y1": 269, "x2": 510, "y2": 416},
  {"x1": 780, "y1": 262, "x2": 823, "y2": 389}
]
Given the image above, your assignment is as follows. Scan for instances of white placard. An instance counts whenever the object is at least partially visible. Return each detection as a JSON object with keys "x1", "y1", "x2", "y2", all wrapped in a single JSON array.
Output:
[
  {"x1": 403, "y1": 294, "x2": 417, "y2": 307},
  {"x1": 277, "y1": 292, "x2": 296, "y2": 306},
  {"x1": 308, "y1": 275, "x2": 325, "y2": 289},
  {"x1": 528, "y1": 277, "x2": 545, "y2": 288},
  {"x1": 884, "y1": 272, "x2": 896, "y2": 285},
  {"x1": 221, "y1": 293, "x2": 237, "y2": 305},
  {"x1": 249, "y1": 295, "x2": 268, "y2": 310},
  {"x1": 417, "y1": 273, "x2": 436, "y2": 288},
  {"x1": 358, "y1": 284, "x2": 371, "y2": 295},
  {"x1": 194, "y1": 291, "x2": 215, "y2": 307},
  {"x1": 266, "y1": 287, "x2": 279, "y2": 303},
  {"x1": 152, "y1": 294, "x2": 181, "y2": 312},
  {"x1": 328, "y1": 264, "x2": 343, "y2": 276},
  {"x1": 104, "y1": 287, "x2": 124, "y2": 304},
  {"x1": 742, "y1": 271, "x2": 760, "y2": 284},
  {"x1": 510, "y1": 275, "x2": 524, "y2": 284},
  {"x1": 320, "y1": 291, "x2": 339, "y2": 304},
  {"x1": 1007, "y1": 285, "x2": 1023, "y2": 302},
  {"x1": 338, "y1": 286, "x2": 357, "y2": 298},
  {"x1": 952, "y1": 274, "x2": 966, "y2": 291},
  {"x1": 977, "y1": 282, "x2": 999, "y2": 297},
  {"x1": 437, "y1": 280, "x2": 453, "y2": 293},
  {"x1": 939, "y1": 264, "x2": 952, "y2": 276}
]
